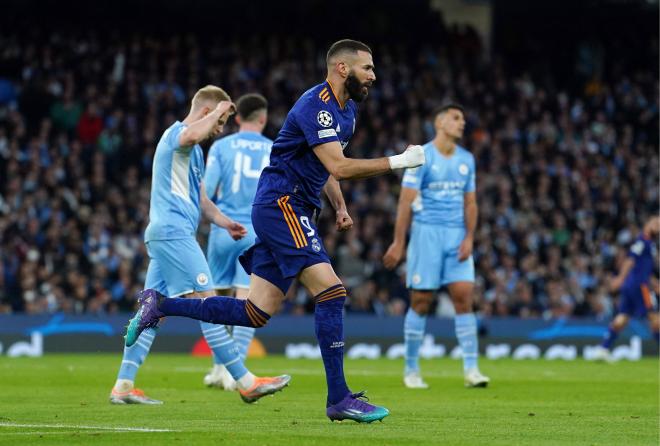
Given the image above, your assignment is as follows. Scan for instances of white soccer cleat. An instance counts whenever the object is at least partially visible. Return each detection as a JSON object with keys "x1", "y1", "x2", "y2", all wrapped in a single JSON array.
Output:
[
  {"x1": 109, "y1": 388, "x2": 163, "y2": 405},
  {"x1": 404, "y1": 372, "x2": 429, "y2": 389},
  {"x1": 203, "y1": 364, "x2": 237, "y2": 391},
  {"x1": 464, "y1": 368, "x2": 490, "y2": 388},
  {"x1": 591, "y1": 346, "x2": 613, "y2": 363}
]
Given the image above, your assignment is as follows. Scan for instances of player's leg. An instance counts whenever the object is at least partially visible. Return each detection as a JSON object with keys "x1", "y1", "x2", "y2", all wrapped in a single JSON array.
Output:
[
  {"x1": 403, "y1": 222, "x2": 441, "y2": 388},
  {"x1": 447, "y1": 281, "x2": 488, "y2": 387},
  {"x1": 599, "y1": 287, "x2": 638, "y2": 359},
  {"x1": 201, "y1": 287, "x2": 234, "y2": 390},
  {"x1": 203, "y1": 226, "x2": 245, "y2": 390},
  {"x1": 110, "y1": 255, "x2": 162, "y2": 405},
  {"x1": 648, "y1": 311, "x2": 660, "y2": 344},
  {"x1": 403, "y1": 291, "x2": 433, "y2": 388},
  {"x1": 299, "y1": 262, "x2": 389, "y2": 423},
  {"x1": 443, "y1": 227, "x2": 488, "y2": 387},
  {"x1": 640, "y1": 284, "x2": 659, "y2": 344},
  {"x1": 232, "y1": 287, "x2": 255, "y2": 361}
]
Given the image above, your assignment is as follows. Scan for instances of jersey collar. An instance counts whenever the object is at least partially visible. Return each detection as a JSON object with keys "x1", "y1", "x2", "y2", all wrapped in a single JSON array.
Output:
[{"x1": 325, "y1": 79, "x2": 346, "y2": 110}]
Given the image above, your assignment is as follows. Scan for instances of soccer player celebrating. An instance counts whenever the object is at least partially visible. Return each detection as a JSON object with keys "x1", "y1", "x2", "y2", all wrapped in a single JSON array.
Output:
[
  {"x1": 383, "y1": 104, "x2": 490, "y2": 389},
  {"x1": 125, "y1": 39, "x2": 425, "y2": 422},
  {"x1": 110, "y1": 86, "x2": 290, "y2": 405},
  {"x1": 594, "y1": 216, "x2": 660, "y2": 361},
  {"x1": 202, "y1": 94, "x2": 273, "y2": 391}
]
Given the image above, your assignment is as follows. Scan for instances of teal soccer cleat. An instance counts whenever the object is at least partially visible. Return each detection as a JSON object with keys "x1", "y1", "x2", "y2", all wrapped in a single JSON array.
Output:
[
  {"x1": 124, "y1": 289, "x2": 165, "y2": 347},
  {"x1": 326, "y1": 391, "x2": 390, "y2": 423}
]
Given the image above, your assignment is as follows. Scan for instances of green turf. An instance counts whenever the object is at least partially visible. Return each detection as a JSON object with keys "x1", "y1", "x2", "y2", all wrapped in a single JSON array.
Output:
[{"x1": 0, "y1": 354, "x2": 657, "y2": 445}]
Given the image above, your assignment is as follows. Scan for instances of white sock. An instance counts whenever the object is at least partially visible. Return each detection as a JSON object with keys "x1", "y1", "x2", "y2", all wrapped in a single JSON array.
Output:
[
  {"x1": 113, "y1": 379, "x2": 134, "y2": 393},
  {"x1": 236, "y1": 371, "x2": 255, "y2": 390}
]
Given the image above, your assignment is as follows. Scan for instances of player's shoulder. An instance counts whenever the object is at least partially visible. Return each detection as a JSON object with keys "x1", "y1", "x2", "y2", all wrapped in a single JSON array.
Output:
[
  {"x1": 159, "y1": 120, "x2": 186, "y2": 150},
  {"x1": 209, "y1": 132, "x2": 235, "y2": 151},
  {"x1": 294, "y1": 82, "x2": 337, "y2": 113},
  {"x1": 456, "y1": 145, "x2": 475, "y2": 162}
]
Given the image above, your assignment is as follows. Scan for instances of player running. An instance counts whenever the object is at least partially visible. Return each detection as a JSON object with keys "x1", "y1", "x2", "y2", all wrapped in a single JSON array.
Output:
[
  {"x1": 594, "y1": 216, "x2": 659, "y2": 361},
  {"x1": 125, "y1": 39, "x2": 425, "y2": 422},
  {"x1": 202, "y1": 93, "x2": 273, "y2": 391},
  {"x1": 383, "y1": 104, "x2": 490, "y2": 389},
  {"x1": 110, "y1": 86, "x2": 289, "y2": 405}
]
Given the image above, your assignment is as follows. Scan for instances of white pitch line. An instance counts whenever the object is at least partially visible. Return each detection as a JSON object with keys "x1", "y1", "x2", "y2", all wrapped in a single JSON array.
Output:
[{"x1": 0, "y1": 423, "x2": 177, "y2": 433}]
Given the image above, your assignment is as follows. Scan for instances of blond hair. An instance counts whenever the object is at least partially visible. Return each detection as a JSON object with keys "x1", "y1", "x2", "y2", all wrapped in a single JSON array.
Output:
[{"x1": 191, "y1": 85, "x2": 231, "y2": 111}]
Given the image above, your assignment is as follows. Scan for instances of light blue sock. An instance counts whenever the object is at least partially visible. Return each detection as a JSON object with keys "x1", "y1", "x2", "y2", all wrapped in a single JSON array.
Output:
[
  {"x1": 117, "y1": 327, "x2": 156, "y2": 381},
  {"x1": 200, "y1": 321, "x2": 248, "y2": 380},
  {"x1": 404, "y1": 307, "x2": 427, "y2": 374},
  {"x1": 231, "y1": 326, "x2": 256, "y2": 361},
  {"x1": 455, "y1": 313, "x2": 479, "y2": 372}
]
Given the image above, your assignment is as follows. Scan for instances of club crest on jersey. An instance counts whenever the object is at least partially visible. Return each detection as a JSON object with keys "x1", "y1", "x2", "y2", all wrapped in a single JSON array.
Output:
[
  {"x1": 458, "y1": 163, "x2": 469, "y2": 175},
  {"x1": 196, "y1": 273, "x2": 209, "y2": 286},
  {"x1": 317, "y1": 110, "x2": 333, "y2": 128},
  {"x1": 311, "y1": 238, "x2": 322, "y2": 252}
]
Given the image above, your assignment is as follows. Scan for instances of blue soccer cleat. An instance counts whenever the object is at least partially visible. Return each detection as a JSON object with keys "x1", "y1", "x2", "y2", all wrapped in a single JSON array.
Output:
[
  {"x1": 326, "y1": 391, "x2": 390, "y2": 423},
  {"x1": 124, "y1": 289, "x2": 166, "y2": 347}
]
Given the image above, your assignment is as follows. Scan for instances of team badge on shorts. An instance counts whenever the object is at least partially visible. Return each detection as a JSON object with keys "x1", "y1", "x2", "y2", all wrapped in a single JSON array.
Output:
[
  {"x1": 459, "y1": 164, "x2": 469, "y2": 175},
  {"x1": 311, "y1": 238, "x2": 322, "y2": 253},
  {"x1": 196, "y1": 273, "x2": 209, "y2": 286},
  {"x1": 317, "y1": 110, "x2": 333, "y2": 127},
  {"x1": 412, "y1": 274, "x2": 422, "y2": 285}
]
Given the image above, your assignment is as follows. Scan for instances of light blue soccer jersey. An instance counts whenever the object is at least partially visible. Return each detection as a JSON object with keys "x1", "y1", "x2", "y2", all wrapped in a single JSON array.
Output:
[
  {"x1": 401, "y1": 142, "x2": 476, "y2": 227},
  {"x1": 144, "y1": 121, "x2": 205, "y2": 241},
  {"x1": 204, "y1": 131, "x2": 272, "y2": 223}
]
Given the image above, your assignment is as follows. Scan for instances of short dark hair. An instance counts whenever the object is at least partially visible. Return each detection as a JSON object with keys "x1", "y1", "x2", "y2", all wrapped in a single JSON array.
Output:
[
  {"x1": 326, "y1": 39, "x2": 372, "y2": 65},
  {"x1": 236, "y1": 93, "x2": 268, "y2": 121},
  {"x1": 433, "y1": 103, "x2": 465, "y2": 118}
]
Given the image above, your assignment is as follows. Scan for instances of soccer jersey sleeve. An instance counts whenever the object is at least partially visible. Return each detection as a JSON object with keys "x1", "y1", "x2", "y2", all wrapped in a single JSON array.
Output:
[
  {"x1": 402, "y1": 165, "x2": 425, "y2": 190},
  {"x1": 166, "y1": 122, "x2": 188, "y2": 151},
  {"x1": 628, "y1": 239, "x2": 647, "y2": 259},
  {"x1": 465, "y1": 155, "x2": 476, "y2": 193},
  {"x1": 295, "y1": 101, "x2": 340, "y2": 147}
]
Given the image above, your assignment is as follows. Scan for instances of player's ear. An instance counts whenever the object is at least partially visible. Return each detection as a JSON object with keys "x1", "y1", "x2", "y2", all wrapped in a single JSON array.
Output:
[
  {"x1": 338, "y1": 61, "x2": 349, "y2": 78},
  {"x1": 235, "y1": 115, "x2": 243, "y2": 126}
]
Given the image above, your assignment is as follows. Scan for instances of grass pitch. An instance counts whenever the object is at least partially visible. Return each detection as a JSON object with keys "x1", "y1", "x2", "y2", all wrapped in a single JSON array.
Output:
[{"x1": 0, "y1": 354, "x2": 657, "y2": 445}]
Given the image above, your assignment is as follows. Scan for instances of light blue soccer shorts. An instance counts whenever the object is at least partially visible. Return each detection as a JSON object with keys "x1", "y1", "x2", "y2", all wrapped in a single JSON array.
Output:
[
  {"x1": 144, "y1": 237, "x2": 215, "y2": 297},
  {"x1": 406, "y1": 222, "x2": 475, "y2": 290},
  {"x1": 207, "y1": 222, "x2": 257, "y2": 290}
]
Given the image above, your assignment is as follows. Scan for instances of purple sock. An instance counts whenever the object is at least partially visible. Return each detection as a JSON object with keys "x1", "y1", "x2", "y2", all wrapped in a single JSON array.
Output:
[
  {"x1": 601, "y1": 327, "x2": 618, "y2": 350},
  {"x1": 314, "y1": 284, "x2": 350, "y2": 406},
  {"x1": 159, "y1": 296, "x2": 270, "y2": 327}
]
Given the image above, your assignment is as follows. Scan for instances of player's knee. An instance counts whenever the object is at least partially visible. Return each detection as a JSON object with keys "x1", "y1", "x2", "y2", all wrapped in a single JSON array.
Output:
[
  {"x1": 245, "y1": 299, "x2": 271, "y2": 328},
  {"x1": 412, "y1": 300, "x2": 432, "y2": 315}
]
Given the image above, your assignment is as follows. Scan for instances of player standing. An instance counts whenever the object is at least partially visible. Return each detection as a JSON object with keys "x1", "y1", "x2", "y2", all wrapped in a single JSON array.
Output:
[
  {"x1": 110, "y1": 86, "x2": 290, "y2": 404},
  {"x1": 202, "y1": 94, "x2": 273, "y2": 390},
  {"x1": 383, "y1": 104, "x2": 490, "y2": 389},
  {"x1": 125, "y1": 39, "x2": 425, "y2": 422},
  {"x1": 594, "y1": 216, "x2": 659, "y2": 361}
]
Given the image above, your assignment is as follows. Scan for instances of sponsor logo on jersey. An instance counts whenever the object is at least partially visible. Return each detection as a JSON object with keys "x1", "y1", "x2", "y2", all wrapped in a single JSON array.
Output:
[{"x1": 318, "y1": 129, "x2": 337, "y2": 139}]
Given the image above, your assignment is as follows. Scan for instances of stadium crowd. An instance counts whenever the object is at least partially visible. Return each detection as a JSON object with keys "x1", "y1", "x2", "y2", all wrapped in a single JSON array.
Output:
[{"x1": 0, "y1": 24, "x2": 657, "y2": 319}]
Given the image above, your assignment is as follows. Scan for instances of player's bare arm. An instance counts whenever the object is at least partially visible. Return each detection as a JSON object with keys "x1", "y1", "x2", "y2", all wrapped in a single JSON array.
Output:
[
  {"x1": 179, "y1": 101, "x2": 235, "y2": 147},
  {"x1": 313, "y1": 141, "x2": 425, "y2": 181},
  {"x1": 200, "y1": 183, "x2": 247, "y2": 240},
  {"x1": 383, "y1": 186, "x2": 417, "y2": 269},
  {"x1": 323, "y1": 176, "x2": 353, "y2": 232},
  {"x1": 458, "y1": 191, "x2": 477, "y2": 262}
]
